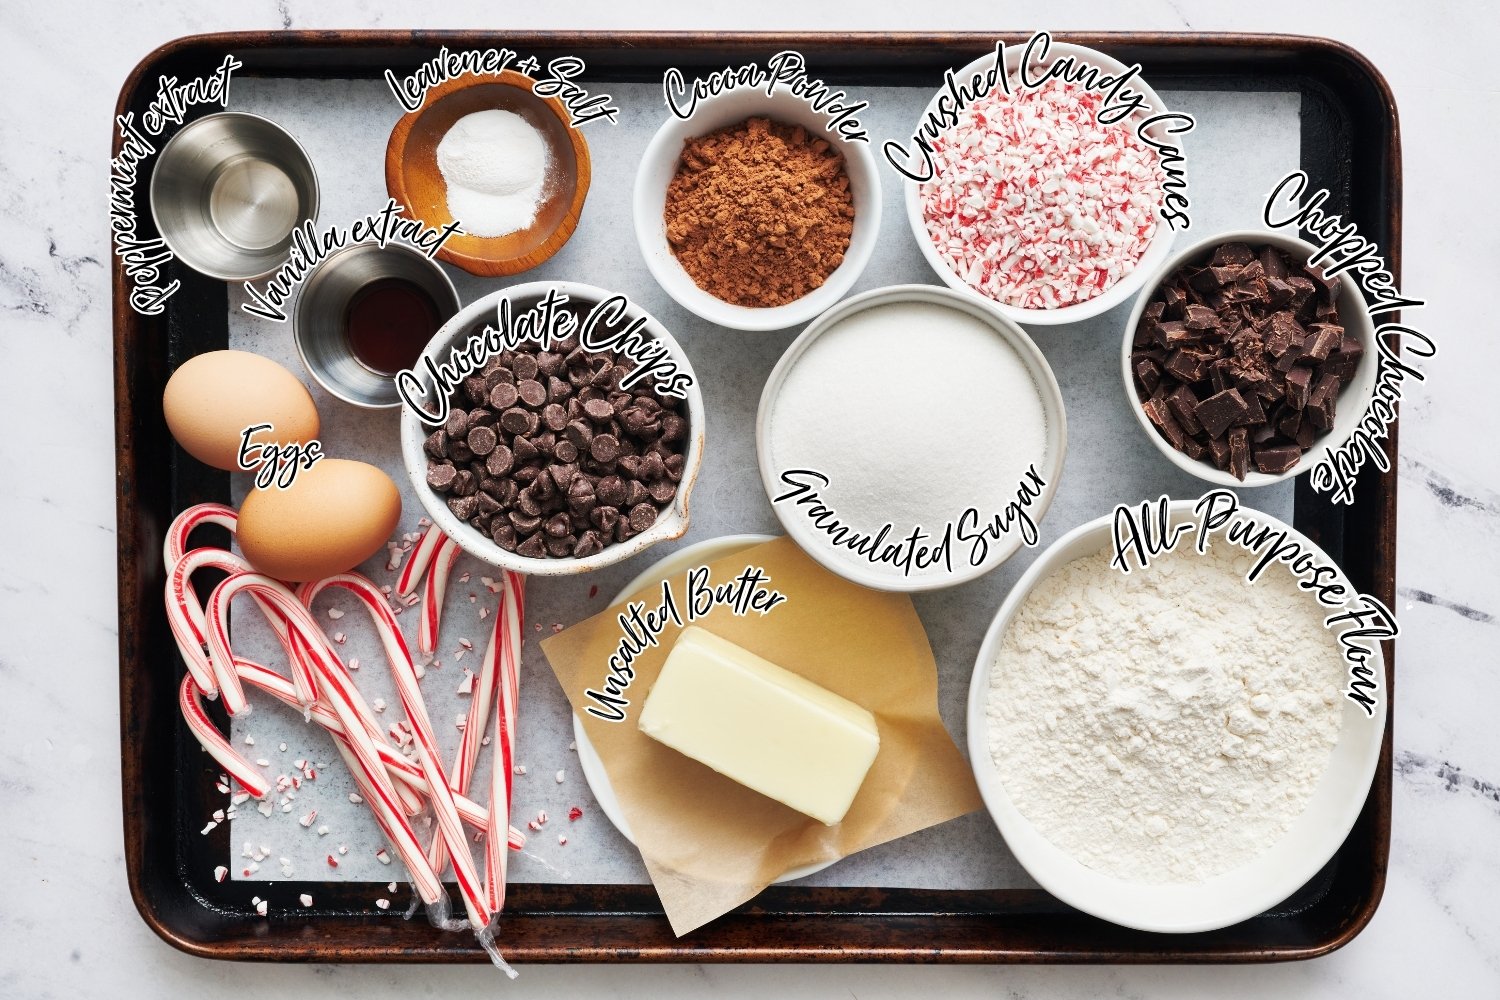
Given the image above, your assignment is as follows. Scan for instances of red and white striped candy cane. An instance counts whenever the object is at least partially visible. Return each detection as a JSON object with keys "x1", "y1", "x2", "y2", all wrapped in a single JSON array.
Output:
[
  {"x1": 178, "y1": 674, "x2": 270, "y2": 798},
  {"x1": 396, "y1": 524, "x2": 446, "y2": 597},
  {"x1": 485, "y1": 571, "x2": 524, "y2": 914},
  {"x1": 298, "y1": 573, "x2": 491, "y2": 929},
  {"x1": 181, "y1": 655, "x2": 525, "y2": 847},
  {"x1": 203, "y1": 573, "x2": 320, "y2": 711},
  {"x1": 418, "y1": 535, "x2": 460, "y2": 660},
  {"x1": 164, "y1": 503, "x2": 238, "y2": 568}
]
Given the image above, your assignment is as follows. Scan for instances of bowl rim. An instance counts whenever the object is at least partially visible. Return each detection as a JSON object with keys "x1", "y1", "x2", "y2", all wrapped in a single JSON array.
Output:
[
  {"x1": 965, "y1": 501, "x2": 1387, "y2": 933},
  {"x1": 383, "y1": 69, "x2": 592, "y2": 278},
  {"x1": 291, "y1": 240, "x2": 461, "y2": 411},
  {"x1": 631, "y1": 87, "x2": 883, "y2": 332},
  {"x1": 398, "y1": 279, "x2": 706, "y2": 576},
  {"x1": 149, "y1": 109, "x2": 321, "y2": 282},
  {"x1": 1118, "y1": 227, "x2": 1380, "y2": 487},
  {"x1": 901, "y1": 41, "x2": 1176, "y2": 327},
  {"x1": 755, "y1": 283, "x2": 1068, "y2": 593}
]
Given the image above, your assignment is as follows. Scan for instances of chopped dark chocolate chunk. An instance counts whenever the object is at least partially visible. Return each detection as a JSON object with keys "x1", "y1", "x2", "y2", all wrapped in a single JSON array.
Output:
[
  {"x1": 1196, "y1": 388, "x2": 1250, "y2": 439},
  {"x1": 1253, "y1": 445, "x2": 1302, "y2": 475},
  {"x1": 1227, "y1": 427, "x2": 1249, "y2": 481}
]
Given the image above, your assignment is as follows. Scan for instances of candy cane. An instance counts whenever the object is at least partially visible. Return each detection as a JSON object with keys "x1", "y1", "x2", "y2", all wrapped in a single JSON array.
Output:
[
  {"x1": 167, "y1": 546, "x2": 306, "y2": 710},
  {"x1": 203, "y1": 573, "x2": 320, "y2": 711},
  {"x1": 485, "y1": 571, "x2": 524, "y2": 914},
  {"x1": 396, "y1": 524, "x2": 446, "y2": 597},
  {"x1": 418, "y1": 535, "x2": 460, "y2": 660},
  {"x1": 428, "y1": 565, "x2": 513, "y2": 876},
  {"x1": 299, "y1": 573, "x2": 491, "y2": 929},
  {"x1": 178, "y1": 674, "x2": 269, "y2": 798},
  {"x1": 180, "y1": 655, "x2": 525, "y2": 846},
  {"x1": 164, "y1": 503, "x2": 238, "y2": 568}
]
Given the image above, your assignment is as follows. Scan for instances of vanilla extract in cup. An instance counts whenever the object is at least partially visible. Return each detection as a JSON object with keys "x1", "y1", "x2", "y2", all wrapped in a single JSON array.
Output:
[
  {"x1": 294, "y1": 242, "x2": 460, "y2": 409},
  {"x1": 345, "y1": 277, "x2": 442, "y2": 376}
]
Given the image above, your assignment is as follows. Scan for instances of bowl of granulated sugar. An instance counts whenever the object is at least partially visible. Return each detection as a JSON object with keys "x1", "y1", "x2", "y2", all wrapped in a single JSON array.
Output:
[
  {"x1": 756, "y1": 284, "x2": 1067, "y2": 591},
  {"x1": 386, "y1": 70, "x2": 591, "y2": 277}
]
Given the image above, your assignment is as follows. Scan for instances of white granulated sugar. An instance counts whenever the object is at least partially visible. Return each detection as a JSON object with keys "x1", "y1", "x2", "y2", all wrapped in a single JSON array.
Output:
[
  {"x1": 986, "y1": 538, "x2": 1345, "y2": 883},
  {"x1": 436, "y1": 109, "x2": 550, "y2": 238},
  {"x1": 770, "y1": 300, "x2": 1047, "y2": 562}
]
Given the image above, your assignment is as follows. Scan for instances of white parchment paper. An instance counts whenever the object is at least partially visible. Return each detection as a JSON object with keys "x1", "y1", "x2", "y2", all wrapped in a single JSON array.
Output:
[{"x1": 221, "y1": 78, "x2": 1300, "y2": 891}]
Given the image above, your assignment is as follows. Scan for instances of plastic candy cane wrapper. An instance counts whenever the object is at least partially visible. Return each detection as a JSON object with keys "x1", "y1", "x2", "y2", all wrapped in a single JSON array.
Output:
[{"x1": 164, "y1": 506, "x2": 528, "y2": 976}]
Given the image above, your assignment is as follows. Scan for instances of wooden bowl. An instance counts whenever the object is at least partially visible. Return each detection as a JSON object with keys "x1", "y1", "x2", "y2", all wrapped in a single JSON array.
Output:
[{"x1": 385, "y1": 71, "x2": 590, "y2": 277}]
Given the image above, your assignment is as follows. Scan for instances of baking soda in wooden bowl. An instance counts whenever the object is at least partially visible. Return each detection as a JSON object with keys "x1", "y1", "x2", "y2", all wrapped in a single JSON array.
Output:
[{"x1": 756, "y1": 285, "x2": 1066, "y2": 592}]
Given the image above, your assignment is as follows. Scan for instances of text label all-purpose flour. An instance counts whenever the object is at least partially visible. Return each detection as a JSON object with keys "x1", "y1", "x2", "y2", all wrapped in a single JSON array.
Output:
[
  {"x1": 985, "y1": 538, "x2": 1345, "y2": 884},
  {"x1": 769, "y1": 300, "x2": 1049, "y2": 579}
]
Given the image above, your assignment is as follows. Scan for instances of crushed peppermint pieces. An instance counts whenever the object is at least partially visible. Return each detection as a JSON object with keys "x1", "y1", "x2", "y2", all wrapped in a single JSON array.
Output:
[
  {"x1": 457, "y1": 669, "x2": 475, "y2": 695},
  {"x1": 919, "y1": 76, "x2": 1165, "y2": 310},
  {"x1": 375, "y1": 849, "x2": 392, "y2": 865},
  {"x1": 375, "y1": 898, "x2": 391, "y2": 910},
  {"x1": 555, "y1": 770, "x2": 566, "y2": 784},
  {"x1": 214, "y1": 865, "x2": 229, "y2": 883},
  {"x1": 327, "y1": 608, "x2": 345, "y2": 620},
  {"x1": 300, "y1": 893, "x2": 314, "y2": 907},
  {"x1": 568, "y1": 806, "x2": 584, "y2": 822}
]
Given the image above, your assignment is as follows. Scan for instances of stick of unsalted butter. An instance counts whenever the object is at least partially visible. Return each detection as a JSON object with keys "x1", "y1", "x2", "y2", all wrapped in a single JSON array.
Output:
[{"x1": 637, "y1": 626, "x2": 880, "y2": 826}]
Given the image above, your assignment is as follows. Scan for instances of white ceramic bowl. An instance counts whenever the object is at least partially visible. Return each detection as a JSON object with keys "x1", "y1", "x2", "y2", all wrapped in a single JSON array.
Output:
[
  {"x1": 1120, "y1": 229, "x2": 1378, "y2": 487},
  {"x1": 965, "y1": 503, "x2": 1387, "y2": 933},
  {"x1": 633, "y1": 87, "x2": 882, "y2": 331},
  {"x1": 904, "y1": 42, "x2": 1177, "y2": 327},
  {"x1": 571, "y1": 532, "x2": 838, "y2": 883},
  {"x1": 756, "y1": 284, "x2": 1067, "y2": 592},
  {"x1": 399, "y1": 281, "x2": 706, "y2": 576}
]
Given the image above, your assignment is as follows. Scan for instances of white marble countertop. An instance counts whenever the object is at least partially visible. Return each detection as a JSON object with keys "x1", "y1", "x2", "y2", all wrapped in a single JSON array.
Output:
[{"x1": 3, "y1": 1, "x2": 1495, "y2": 997}]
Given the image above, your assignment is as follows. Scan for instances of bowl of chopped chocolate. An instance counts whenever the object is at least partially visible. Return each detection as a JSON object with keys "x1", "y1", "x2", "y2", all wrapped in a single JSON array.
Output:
[
  {"x1": 632, "y1": 86, "x2": 882, "y2": 331},
  {"x1": 399, "y1": 281, "x2": 705, "y2": 574},
  {"x1": 1121, "y1": 230, "x2": 1377, "y2": 486}
]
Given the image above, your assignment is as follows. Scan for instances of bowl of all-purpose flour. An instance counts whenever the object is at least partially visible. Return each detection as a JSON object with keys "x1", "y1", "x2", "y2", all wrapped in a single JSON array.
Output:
[
  {"x1": 966, "y1": 502, "x2": 1386, "y2": 933},
  {"x1": 757, "y1": 284, "x2": 1067, "y2": 592}
]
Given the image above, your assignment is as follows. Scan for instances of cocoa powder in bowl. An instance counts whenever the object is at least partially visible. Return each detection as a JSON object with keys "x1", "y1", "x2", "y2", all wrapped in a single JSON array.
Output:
[{"x1": 663, "y1": 116, "x2": 854, "y2": 308}]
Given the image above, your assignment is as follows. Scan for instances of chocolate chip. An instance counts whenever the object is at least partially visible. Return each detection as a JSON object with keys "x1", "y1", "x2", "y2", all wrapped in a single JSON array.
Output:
[
  {"x1": 582, "y1": 398, "x2": 614, "y2": 422},
  {"x1": 573, "y1": 531, "x2": 604, "y2": 558},
  {"x1": 485, "y1": 446, "x2": 514, "y2": 477},
  {"x1": 491, "y1": 523, "x2": 518, "y2": 551},
  {"x1": 500, "y1": 407, "x2": 536, "y2": 436},
  {"x1": 590, "y1": 433, "x2": 621, "y2": 463},
  {"x1": 509, "y1": 511, "x2": 543, "y2": 536},
  {"x1": 591, "y1": 505, "x2": 620, "y2": 533},
  {"x1": 628, "y1": 503, "x2": 658, "y2": 534},
  {"x1": 595, "y1": 475, "x2": 627, "y2": 507},
  {"x1": 517, "y1": 379, "x2": 547, "y2": 408},
  {"x1": 648, "y1": 479, "x2": 677, "y2": 504},
  {"x1": 445, "y1": 410, "x2": 468, "y2": 439},
  {"x1": 516, "y1": 533, "x2": 546, "y2": 559},
  {"x1": 511, "y1": 354, "x2": 539, "y2": 382},
  {"x1": 554, "y1": 439, "x2": 578, "y2": 463},
  {"x1": 466, "y1": 425, "x2": 497, "y2": 456},
  {"x1": 447, "y1": 495, "x2": 478, "y2": 520},
  {"x1": 427, "y1": 463, "x2": 457, "y2": 492},
  {"x1": 544, "y1": 513, "x2": 572, "y2": 538},
  {"x1": 489, "y1": 382, "x2": 519, "y2": 410},
  {"x1": 541, "y1": 403, "x2": 569, "y2": 432}
]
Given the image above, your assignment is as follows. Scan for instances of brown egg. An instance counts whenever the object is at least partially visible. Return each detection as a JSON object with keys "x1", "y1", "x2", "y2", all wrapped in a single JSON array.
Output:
[
  {"x1": 163, "y1": 350, "x2": 320, "y2": 470},
  {"x1": 238, "y1": 459, "x2": 401, "y2": 582}
]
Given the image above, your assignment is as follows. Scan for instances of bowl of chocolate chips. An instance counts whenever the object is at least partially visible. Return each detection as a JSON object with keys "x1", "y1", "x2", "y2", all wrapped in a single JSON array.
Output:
[
  {"x1": 399, "y1": 281, "x2": 705, "y2": 574},
  {"x1": 1121, "y1": 230, "x2": 1376, "y2": 486}
]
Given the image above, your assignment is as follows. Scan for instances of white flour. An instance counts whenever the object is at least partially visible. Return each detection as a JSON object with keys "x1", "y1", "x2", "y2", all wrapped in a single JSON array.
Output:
[
  {"x1": 769, "y1": 300, "x2": 1048, "y2": 564},
  {"x1": 986, "y1": 537, "x2": 1345, "y2": 883}
]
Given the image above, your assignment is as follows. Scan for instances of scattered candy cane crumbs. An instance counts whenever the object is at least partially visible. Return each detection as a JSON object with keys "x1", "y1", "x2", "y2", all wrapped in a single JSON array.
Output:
[
  {"x1": 255, "y1": 758, "x2": 271, "y2": 767},
  {"x1": 454, "y1": 648, "x2": 466, "y2": 662},
  {"x1": 918, "y1": 76, "x2": 1166, "y2": 310},
  {"x1": 317, "y1": 825, "x2": 330, "y2": 836},
  {"x1": 332, "y1": 632, "x2": 347, "y2": 645},
  {"x1": 419, "y1": 517, "x2": 432, "y2": 527},
  {"x1": 457, "y1": 669, "x2": 475, "y2": 695},
  {"x1": 376, "y1": 898, "x2": 391, "y2": 910},
  {"x1": 375, "y1": 849, "x2": 391, "y2": 865},
  {"x1": 214, "y1": 866, "x2": 228, "y2": 883},
  {"x1": 212, "y1": 809, "x2": 225, "y2": 822},
  {"x1": 568, "y1": 807, "x2": 583, "y2": 822},
  {"x1": 348, "y1": 657, "x2": 360, "y2": 671},
  {"x1": 513, "y1": 764, "x2": 527, "y2": 776},
  {"x1": 255, "y1": 899, "x2": 268, "y2": 917},
  {"x1": 348, "y1": 793, "x2": 363, "y2": 804},
  {"x1": 568, "y1": 740, "x2": 576, "y2": 752},
  {"x1": 300, "y1": 894, "x2": 314, "y2": 907},
  {"x1": 243, "y1": 736, "x2": 255, "y2": 746},
  {"x1": 372, "y1": 699, "x2": 386, "y2": 714},
  {"x1": 387, "y1": 881, "x2": 398, "y2": 893},
  {"x1": 458, "y1": 571, "x2": 470, "y2": 583},
  {"x1": 327, "y1": 854, "x2": 340, "y2": 868},
  {"x1": 327, "y1": 608, "x2": 345, "y2": 620},
  {"x1": 232, "y1": 792, "x2": 250, "y2": 805},
  {"x1": 257, "y1": 800, "x2": 274, "y2": 817},
  {"x1": 551, "y1": 622, "x2": 563, "y2": 634},
  {"x1": 299, "y1": 810, "x2": 318, "y2": 828},
  {"x1": 558, "y1": 834, "x2": 568, "y2": 846},
  {"x1": 555, "y1": 770, "x2": 565, "y2": 784},
  {"x1": 588, "y1": 585, "x2": 598, "y2": 599}
]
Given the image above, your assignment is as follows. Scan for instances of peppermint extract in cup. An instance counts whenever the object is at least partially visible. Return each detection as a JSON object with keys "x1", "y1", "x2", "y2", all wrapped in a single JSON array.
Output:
[{"x1": 756, "y1": 284, "x2": 1067, "y2": 592}]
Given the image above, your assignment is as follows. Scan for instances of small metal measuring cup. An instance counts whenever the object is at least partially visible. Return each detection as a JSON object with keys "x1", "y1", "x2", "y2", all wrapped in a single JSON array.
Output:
[
  {"x1": 294, "y1": 242, "x2": 461, "y2": 409},
  {"x1": 150, "y1": 111, "x2": 319, "y2": 280}
]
